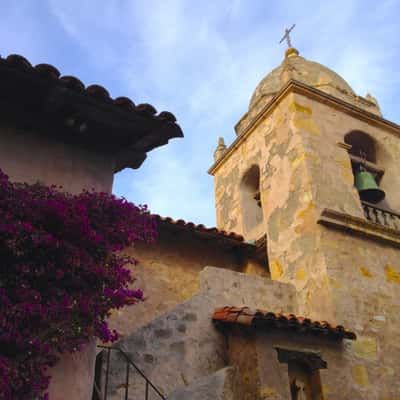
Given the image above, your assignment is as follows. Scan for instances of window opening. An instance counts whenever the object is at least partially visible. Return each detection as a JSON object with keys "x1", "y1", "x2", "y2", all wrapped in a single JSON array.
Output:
[
  {"x1": 240, "y1": 165, "x2": 263, "y2": 232},
  {"x1": 276, "y1": 347, "x2": 326, "y2": 400}
]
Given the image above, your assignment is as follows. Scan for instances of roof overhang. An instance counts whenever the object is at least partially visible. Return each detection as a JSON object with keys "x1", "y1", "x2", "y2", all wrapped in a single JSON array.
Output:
[{"x1": 0, "y1": 54, "x2": 183, "y2": 172}]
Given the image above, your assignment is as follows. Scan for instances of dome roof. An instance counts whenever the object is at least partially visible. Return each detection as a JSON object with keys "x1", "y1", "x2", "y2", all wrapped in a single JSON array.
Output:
[{"x1": 249, "y1": 48, "x2": 356, "y2": 110}]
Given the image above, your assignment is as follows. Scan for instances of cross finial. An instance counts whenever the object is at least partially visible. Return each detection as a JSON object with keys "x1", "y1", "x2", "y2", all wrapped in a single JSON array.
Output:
[{"x1": 279, "y1": 24, "x2": 296, "y2": 48}]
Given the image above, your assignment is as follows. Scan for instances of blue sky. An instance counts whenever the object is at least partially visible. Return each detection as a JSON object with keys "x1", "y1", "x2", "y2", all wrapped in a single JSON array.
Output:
[{"x1": 1, "y1": 1, "x2": 399, "y2": 227}]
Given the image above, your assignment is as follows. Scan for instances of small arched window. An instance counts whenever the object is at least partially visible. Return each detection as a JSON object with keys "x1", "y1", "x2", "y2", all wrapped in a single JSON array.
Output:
[{"x1": 240, "y1": 165, "x2": 263, "y2": 232}]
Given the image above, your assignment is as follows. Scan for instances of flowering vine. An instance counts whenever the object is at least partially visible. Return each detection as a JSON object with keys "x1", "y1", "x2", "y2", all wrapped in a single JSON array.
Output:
[{"x1": 0, "y1": 169, "x2": 157, "y2": 399}]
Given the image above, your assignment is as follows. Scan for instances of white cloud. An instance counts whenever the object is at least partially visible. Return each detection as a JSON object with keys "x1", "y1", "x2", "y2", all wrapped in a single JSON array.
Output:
[{"x1": 16, "y1": 0, "x2": 400, "y2": 226}]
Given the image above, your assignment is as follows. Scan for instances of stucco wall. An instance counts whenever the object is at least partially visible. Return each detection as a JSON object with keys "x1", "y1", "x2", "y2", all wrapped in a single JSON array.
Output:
[
  {"x1": 47, "y1": 339, "x2": 97, "y2": 400},
  {"x1": 0, "y1": 123, "x2": 116, "y2": 398},
  {"x1": 109, "y1": 230, "x2": 269, "y2": 338},
  {"x1": 0, "y1": 122, "x2": 115, "y2": 194}
]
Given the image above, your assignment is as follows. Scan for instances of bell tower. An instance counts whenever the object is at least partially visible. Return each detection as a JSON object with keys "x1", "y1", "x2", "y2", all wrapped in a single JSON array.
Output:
[{"x1": 209, "y1": 47, "x2": 400, "y2": 395}]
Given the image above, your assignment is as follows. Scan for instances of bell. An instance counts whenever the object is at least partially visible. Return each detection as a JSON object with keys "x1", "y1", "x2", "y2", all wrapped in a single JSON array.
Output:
[{"x1": 355, "y1": 170, "x2": 385, "y2": 203}]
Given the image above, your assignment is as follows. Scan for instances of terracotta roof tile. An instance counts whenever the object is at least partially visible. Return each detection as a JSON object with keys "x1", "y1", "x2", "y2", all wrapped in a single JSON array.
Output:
[
  {"x1": 152, "y1": 214, "x2": 249, "y2": 245},
  {"x1": 0, "y1": 53, "x2": 183, "y2": 172},
  {"x1": 0, "y1": 54, "x2": 182, "y2": 125},
  {"x1": 212, "y1": 306, "x2": 356, "y2": 340}
]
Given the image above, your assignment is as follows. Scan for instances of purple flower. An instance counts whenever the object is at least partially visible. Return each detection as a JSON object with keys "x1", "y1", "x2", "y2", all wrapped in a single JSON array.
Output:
[{"x1": 0, "y1": 168, "x2": 156, "y2": 399}]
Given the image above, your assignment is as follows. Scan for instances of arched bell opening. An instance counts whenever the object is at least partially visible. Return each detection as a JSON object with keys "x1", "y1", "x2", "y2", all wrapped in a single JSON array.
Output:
[
  {"x1": 345, "y1": 130, "x2": 376, "y2": 164},
  {"x1": 240, "y1": 165, "x2": 263, "y2": 233},
  {"x1": 344, "y1": 130, "x2": 385, "y2": 204}
]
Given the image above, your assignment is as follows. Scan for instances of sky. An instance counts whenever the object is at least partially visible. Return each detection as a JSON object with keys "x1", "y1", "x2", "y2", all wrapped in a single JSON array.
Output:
[{"x1": 1, "y1": 0, "x2": 399, "y2": 227}]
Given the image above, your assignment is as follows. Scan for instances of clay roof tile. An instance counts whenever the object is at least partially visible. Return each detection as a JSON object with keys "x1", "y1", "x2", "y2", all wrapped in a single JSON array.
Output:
[
  {"x1": 86, "y1": 84, "x2": 111, "y2": 101},
  {"x1": 34, "y1": 64, "x2": 60, "y2": 80},
  {"x1": 59, "y1": 75, "x2": 85, "y2": 92},
  {"x1": 152, "y1": 214, "x2": 248, "y2": 246},
  {"x1": 212, "y1": 306, "x2": 356, "y2": 340},
  {"x1": 0, "y1": 52, "x2": 183, "y2": 172},
  {"x1": 5, "y1": 54, "x2": 32, "y2": 71},
  {"x1": 114, "y1": 96, "x2": 136, "y2": 110}
]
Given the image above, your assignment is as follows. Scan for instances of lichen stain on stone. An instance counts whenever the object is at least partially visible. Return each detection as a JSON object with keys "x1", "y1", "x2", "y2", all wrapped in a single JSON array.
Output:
[
  {"x1": 291, "y1": 152, "x2": 306, "y2": 169},
  {"x1": 301, "y1": 191, "x2": 313, "y2": 203},
  {"x1": 335, "y1": 157, "x2": 351, "y2": 169},
  {"x1": 291, "y1": 152, "x2": 321, "y2": 169},
  {"x1": 342, "y1": 167, "x2": 355, "y2": 185},
  {"x1": 359, "y1": 266, "x2": 373, "y2": 278},
  {"x1": 270, "y1": 260, "x2": 283, "y2": 279},
  {"x1": 296, "y1": 201, "x2": 315, "y2": 220},
  {"x1": 329, "y1": 277, "x2": 342, "y2": 289},
  {"x1": 215, "y1": 186, "x2": 225, "y2": 202},
  {"x1": 289, "y1": 101, "x2": 313, "y2": 115},
  {"x1": 295, "y1": 267, "x2": 306, "y2": 280},
  {"x1": 384, "y1": 265, "x2": 400, "y2": 284},
  {"x1": 352, "y1": 364, "x2": 369, "y2": 386},
  {"x1": 352, "y1": 336, "x2": 378, "y2": 360},
  {"x1": 179, "y1": 282, "x2": 198, "y2": 301},
  {"x1": 258, "y1": 386, "x2": 278, "y2": 398},
  {"x1": 293, "y1": 117, "x2": 321, "y2": 136},
  {"x1": 322, "y1": 384, "x2": 332, "y2": 398},
  {"x1": 180, "y1": 372, "x2": 189, "y2": 386}
]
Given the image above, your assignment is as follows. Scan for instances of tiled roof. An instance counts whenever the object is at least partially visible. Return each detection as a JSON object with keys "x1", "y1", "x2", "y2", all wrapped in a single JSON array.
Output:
[
  {"x1": 212, "y1": 306, "x2": 356, "y2": 340},
  {"x1": 0, "y1": 54, "x2": 183, "y2": 171},
  {"x1": 153, "y1": 214, "x2": 249, "y2": 245}
]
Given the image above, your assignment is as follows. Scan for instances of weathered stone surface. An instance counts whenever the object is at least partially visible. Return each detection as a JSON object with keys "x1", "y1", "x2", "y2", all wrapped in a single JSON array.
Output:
[
  {"x1": 168, "y1": 367, "x2": 235, "y2": 400},
  {"x1": 109, "y1": 236, "x2": 268, "y2": 339},
  {"x1": 104, "y1": 267, "x2": 296, "y2": 399},
  {"x1": 209, "y1": 49, "x2": 400, "y2": 398}
]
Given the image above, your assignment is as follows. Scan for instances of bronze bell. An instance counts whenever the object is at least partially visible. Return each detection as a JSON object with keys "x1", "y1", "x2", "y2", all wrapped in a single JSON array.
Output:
[{"x1": 355, "y1": 170, "x2": 385, "y2": 203}]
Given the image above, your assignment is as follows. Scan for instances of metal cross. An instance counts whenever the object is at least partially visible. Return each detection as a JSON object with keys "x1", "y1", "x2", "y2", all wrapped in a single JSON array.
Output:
[{"x1": 279, "y1": 24, "x2": 296, "y2": 48}]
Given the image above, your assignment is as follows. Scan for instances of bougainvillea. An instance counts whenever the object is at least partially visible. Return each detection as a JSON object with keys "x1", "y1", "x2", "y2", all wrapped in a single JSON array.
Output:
[{"x1": 0, "y1": 169, "x2": 157, "y2": 400}]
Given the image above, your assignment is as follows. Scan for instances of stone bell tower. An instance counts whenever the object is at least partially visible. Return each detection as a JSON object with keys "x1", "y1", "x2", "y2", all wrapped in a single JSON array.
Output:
[{"x1": 209, "y1": 47, "x2": 400, "y2": 397}]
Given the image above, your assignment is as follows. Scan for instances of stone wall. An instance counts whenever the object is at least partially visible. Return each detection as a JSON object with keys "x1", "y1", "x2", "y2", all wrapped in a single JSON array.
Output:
[
  {"x1": 108, "y1": 230, "x2": 268, "y2": 338},
  {"x1": 211, "y1": 85, "x2": 400, "y2": 398},
  {"x1": 102, "y1": 267, "x2": 297, "y2": 399},
  {"x1": 320, "y1": 228, "x2": 400, "y2": 398},
  {"x1": 226, "y1": 329, "x2": 367, "y2": 400}
]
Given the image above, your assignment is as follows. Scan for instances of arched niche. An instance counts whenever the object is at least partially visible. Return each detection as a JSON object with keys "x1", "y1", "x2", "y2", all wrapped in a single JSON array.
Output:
[{"x1": 240, "y1": 165, "x2": 263, "y2": 232}]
